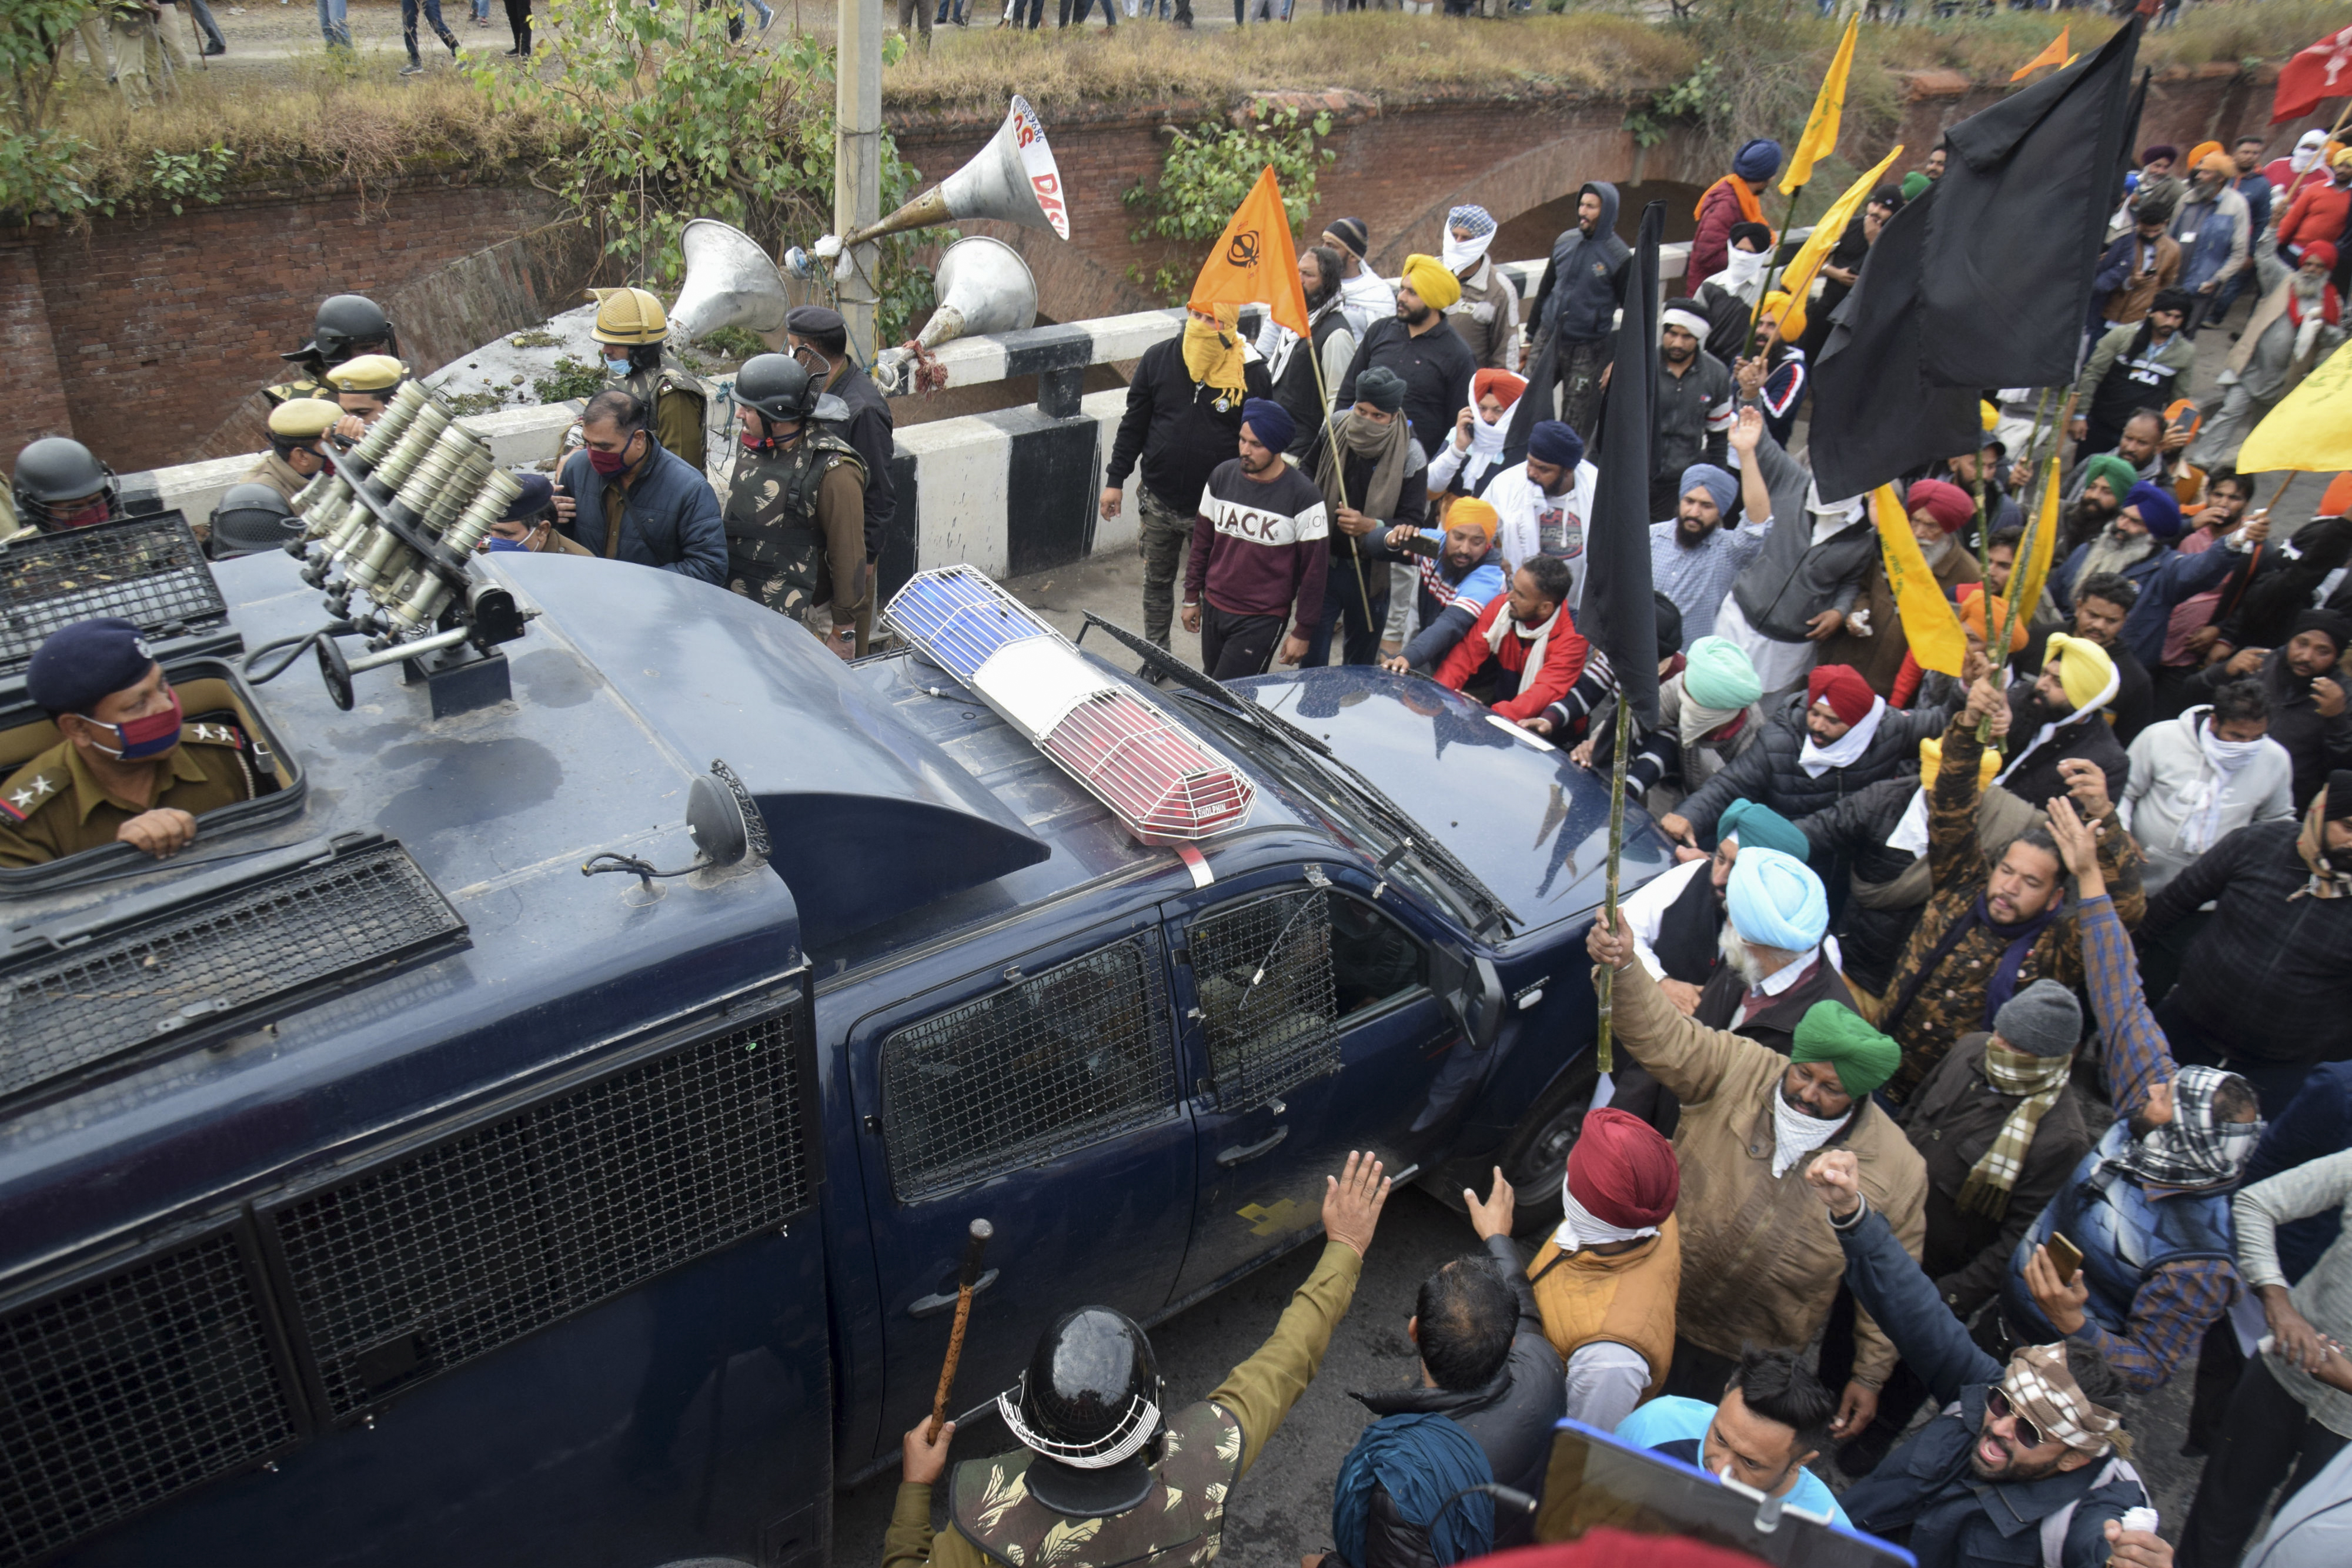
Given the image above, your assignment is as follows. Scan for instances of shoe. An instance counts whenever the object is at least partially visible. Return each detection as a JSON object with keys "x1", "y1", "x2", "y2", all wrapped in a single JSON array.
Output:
[
  {"x1": 446, "y1": 36, "x2": 460, "y2": 55},
  {"x1": 398, "y1": 61, "x2": 425, "y2": 74},
  {"x1": 760, "y1": 7, "x2": 777, "y2": 27},
  {"x1": 503, "y1": 45, "x2": 521, "y2": 55},
  {"x1": 202, "y1": 42, "x2": 226, "y2": 55}
]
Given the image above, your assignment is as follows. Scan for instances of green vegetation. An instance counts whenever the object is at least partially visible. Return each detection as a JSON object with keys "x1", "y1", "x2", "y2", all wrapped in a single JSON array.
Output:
[
  {"x1": 532, "y1": 355, "x2": 609, "y2": 405},
  {"x1": 1122, "y1": 103, "x2": 1334, "y2": 304}
]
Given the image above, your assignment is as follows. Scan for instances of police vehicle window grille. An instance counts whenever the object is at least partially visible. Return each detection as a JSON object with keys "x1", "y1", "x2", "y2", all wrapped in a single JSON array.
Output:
[
  {"x1": 268, "y1": 1012, "x2": 806, "y2": 1418},
  {"x1": 1, "y1": 840, "x2": 465, "y2": 1110},
  {"x1": 881, "y1": 935, "x2": 1177, "y2": 1202},
  {"x1": 0, "y1": 1227, "x2": 296, "y2": 1567},
  {"x1": 0, "y1": 516, "x2": 226, "y2": 676},
  {"x1": 1189, "y1": 890, "x2": 1339, "y2": 1112}
]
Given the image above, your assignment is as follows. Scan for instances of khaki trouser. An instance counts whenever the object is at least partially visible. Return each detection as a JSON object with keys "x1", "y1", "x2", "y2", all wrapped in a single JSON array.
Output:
[
  {"x1": 111, "y1": 13, "x2": 186, "y2": 110},
  {"x1": 74, "y1": 14, "x2": 114, "y2": 76}
]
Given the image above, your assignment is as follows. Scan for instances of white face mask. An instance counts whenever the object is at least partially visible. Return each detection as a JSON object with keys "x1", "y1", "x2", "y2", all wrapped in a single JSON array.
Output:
[
  {"x1": 1718, "y1": 245, "x2": 1770, "y2": 292},
  {"x1": 1469, "y1": 406, "x2": 1512, "y2": 460},
  {"x1": 1769, "y1": 1081, "x2": 1850, "y2": 1178},
  {"x1": 1442, "y1": 228, "x2": 1495, "y2": 275}
]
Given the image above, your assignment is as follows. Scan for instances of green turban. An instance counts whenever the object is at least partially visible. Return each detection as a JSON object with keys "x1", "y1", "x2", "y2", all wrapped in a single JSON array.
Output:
[
  {"x1": 2080, "y1": 453, "x2": 2139, "y2": 506},
  {"x1": 1719, "y1": 798, "x2": 1809, "y2": 862},
  {"x1": 1900, "y1": 170, "x2": 1930, "y2": 203},
  {"x1": 1682, "y1": 635, "x2": 1763, "y2": 711},
  {"x1": 1792, "y1": 1002, "x2": 1902, "y2": 1098}
]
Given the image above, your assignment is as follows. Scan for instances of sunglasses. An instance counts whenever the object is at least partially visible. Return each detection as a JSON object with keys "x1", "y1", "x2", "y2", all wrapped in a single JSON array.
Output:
[{"x1": 1986, "y1": 1386, "x2": 2044, "y2": 1449}]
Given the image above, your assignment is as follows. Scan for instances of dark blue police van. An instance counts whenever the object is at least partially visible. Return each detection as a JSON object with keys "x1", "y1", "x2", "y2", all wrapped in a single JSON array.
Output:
[{"x1": 0, "y1": 516, "x2": 1666, "y2": 1567}]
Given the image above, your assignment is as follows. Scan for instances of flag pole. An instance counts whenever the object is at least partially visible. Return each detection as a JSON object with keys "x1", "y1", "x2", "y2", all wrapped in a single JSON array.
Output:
[
  {"x1": 1594, "y1": 691, "x2": 1634, "y2": 1075},
  {"x1": 1983, "y1": 387, "x2": 2079, "y2": 740},
  {"x1": 1744, "y1": 182, "x2": 1806, "y2": 359},
  {"x1": 1303, "y1": 327, "x2": 1379, "y2": 636}
]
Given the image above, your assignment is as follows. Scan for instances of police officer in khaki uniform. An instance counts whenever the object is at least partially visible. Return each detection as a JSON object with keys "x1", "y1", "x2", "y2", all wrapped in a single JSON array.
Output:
[
  {"x1": 326, "y1": 354, "x2": 408, "y2": 444},
  {"x1": 722, "y1": 355, "x2": 867, "y2": 659},
  {"x1": 270, "y1": 295, "x2": 398, "y2": 411},
  {"x1": 245, "y1": 399, "x2": 340, "y2": 504},
  {"x1": 589, "y1": 287, "x2": 708, "y2": 470},
  {"x1": 784, "y1": 305, "x2": 897, "y2": 655},
  {"x1": 0, "y1": 619, "x2": 258, "y2": 869}
]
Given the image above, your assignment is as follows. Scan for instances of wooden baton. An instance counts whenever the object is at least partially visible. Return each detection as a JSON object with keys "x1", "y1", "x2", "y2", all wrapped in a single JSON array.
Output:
[{"x1": 926, "y1": 1218, "x2": 993, "y2": 1443}]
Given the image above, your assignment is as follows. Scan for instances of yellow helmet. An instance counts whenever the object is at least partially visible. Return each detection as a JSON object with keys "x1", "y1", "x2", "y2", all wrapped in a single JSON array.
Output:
[{"x1": 589, "y1": 286, "x2": 669, "y2": 346}]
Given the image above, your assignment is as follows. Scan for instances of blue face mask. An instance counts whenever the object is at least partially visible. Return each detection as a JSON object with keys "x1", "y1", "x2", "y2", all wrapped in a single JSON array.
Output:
[{"x1": 604, "y1": 356, "x2": 633, "y2": 378}]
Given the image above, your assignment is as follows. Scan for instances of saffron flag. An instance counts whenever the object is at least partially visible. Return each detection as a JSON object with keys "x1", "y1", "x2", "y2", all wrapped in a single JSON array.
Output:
[
  {"x1": 2237, "y1": 340, "x2": 2352, "y2": 472},
  {"x1": 1996, "y1": 459, "x2": 2066, "y2": 660},
  {"x1": 1871, "y1": 484, "x2": 1967, "y2": 677},
  {"x1": 2273, "y1": 26, "x2": 2352, "y2": 123},
  {"x1": 1189, "y1": 165, "x2": 1309, "y2": 342},
  {"x1": 1769, "y1": 143, "x2": 1904, "y2": 343},
  {"x1": 2012, "y1": 29, "x2": 2070, "y2": 82},
  {"x1": 1783, "y1": 16, "x2": 1859, "y2": 193}
]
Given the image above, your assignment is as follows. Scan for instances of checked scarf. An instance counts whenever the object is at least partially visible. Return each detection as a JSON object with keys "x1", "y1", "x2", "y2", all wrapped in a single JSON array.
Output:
[
  {"x1": 2109, "y1": 1064, "x2": 2263, "y2": 1190},
  {"x1": 1957, "y1": 1040, "x2": 2075, "y2": 1219}
]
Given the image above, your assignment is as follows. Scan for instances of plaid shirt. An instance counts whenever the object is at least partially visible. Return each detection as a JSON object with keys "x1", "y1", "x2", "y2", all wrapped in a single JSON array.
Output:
[{"x1": 2067, "y1": 894, "x2": 2241, "y2": 1392}]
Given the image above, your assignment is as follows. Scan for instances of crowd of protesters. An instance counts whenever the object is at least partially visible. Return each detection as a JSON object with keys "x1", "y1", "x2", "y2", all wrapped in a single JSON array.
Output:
[{"x1": 960, "y1": 112, "x2": 2352, "y2": 1568}]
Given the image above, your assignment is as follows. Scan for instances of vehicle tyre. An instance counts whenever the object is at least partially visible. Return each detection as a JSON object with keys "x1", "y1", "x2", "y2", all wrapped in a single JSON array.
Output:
[{"x1": 1490, "y1": 1054, "x2": 1602, "y2": 1238}]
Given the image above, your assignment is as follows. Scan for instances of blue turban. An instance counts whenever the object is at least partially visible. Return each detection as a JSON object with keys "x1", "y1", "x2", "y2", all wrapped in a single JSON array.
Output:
[
  {"x1": 1724, "y1": 845, "x2": 1828, "y2": 952},
  {"x1": 1240, "y1": 397, "x2": 1294, "y2": 455},
  {"x1": 2123, "y1": 480, "x2": 2184, "y2": 541},
  {"x1": 1733, "y1": 139, "x2": 1783, "y2": 180},
  {"x1": 1680, "y1": 463, "x2": 1737, "y2": 517},
  {"x1": 1528, "y1": 420, "x2": 1584, "y2": 469}
]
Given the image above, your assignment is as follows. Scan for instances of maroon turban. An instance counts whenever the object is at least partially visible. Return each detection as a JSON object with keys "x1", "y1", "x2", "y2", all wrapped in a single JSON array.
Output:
[
  {"x1": 1566, "y1": 1108, "x2": 1679, "y2": 1230},
  {"x1": 1464, "y1": 1529, "x2": 1771, "y2": 1568},
  {"x1": 1807, "y1": 664, "x2": 1876, "y2": 727},
  {"x1": 1906, "y1": 477, "x2": 1976, "y2": 534}
]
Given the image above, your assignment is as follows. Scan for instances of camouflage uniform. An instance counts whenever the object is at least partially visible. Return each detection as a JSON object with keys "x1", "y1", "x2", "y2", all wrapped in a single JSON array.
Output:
[
  {"x1": 619, "y1": 360, "x2": 711, "y2": 472},
  {"x1": 1877, "y1": 715, "x2": 2145, "y2": 1105},
  {"x1": 721, "y1": 426, "x2": 868, "y2": 639}
]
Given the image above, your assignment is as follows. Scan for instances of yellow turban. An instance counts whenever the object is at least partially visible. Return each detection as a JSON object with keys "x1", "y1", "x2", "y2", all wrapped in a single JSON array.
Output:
[
  {"x1": 1446, "y1": 496, "x2": 1499, "y2": 542},
  {"x1": 1401, "y1": 253, "x2": 1462, "y2": 312},
  {"x1": 2186, "y1": 140, "x2": 2226, "y2": 173},
  {"x1": 2044, "y1": 632, "x2": 2118, "y2": 714}
]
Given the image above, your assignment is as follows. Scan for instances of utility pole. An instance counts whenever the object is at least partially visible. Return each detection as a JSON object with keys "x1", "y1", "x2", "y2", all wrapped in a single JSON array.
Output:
[{"x1": 834, "y1": 0, "x2": 883, "y2": 363}]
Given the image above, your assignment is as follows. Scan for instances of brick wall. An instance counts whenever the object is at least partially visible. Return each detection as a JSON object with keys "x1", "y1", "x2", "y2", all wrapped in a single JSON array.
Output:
[{"x1": 0, "y1": 240, "x2": 72, "y2": 443}]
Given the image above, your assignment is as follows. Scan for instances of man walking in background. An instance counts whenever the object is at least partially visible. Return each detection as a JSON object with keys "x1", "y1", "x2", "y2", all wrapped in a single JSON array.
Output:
[
  {"x1": 1182, "y1": 400, "x2": 1328, "y2": 680},
  {"x1": 1526, "y1": 182, "x2": 1630, "y2": 438}
]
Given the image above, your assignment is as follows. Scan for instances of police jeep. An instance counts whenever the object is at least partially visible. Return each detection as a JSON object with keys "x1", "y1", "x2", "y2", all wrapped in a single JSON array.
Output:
[{"x1": 0, "y1": 504, "x2": 1668, "y2": 1568}]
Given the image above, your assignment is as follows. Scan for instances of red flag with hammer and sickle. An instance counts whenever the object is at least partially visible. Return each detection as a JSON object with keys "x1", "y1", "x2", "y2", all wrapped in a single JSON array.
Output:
[{"x1": 2274, "y1": 25, "x2": 2352, "y2": 122}]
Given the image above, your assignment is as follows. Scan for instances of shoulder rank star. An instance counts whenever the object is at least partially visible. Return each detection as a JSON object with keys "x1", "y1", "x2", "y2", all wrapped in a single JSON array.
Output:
[
  {"x1": 185, "y1": 723, "x2": 242, "y2": 746},
  {"x1": 2, "y1": 773, "x2": 56, "y2": 823}
]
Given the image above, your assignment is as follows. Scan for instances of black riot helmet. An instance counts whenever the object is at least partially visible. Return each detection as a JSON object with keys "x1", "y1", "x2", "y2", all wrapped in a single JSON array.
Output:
[
  {"x1": 12, "y1": 437, "x2": 119, "y2": 532},
  {"x1": 733, "y1": 353, "x2": 852, "y2": 434},
  {"x1": 209, "y1": 483, "x2": 299, "y2": 559},
  {"x1": 998, "y1": 1306, "x2": 1164, "y2": 1519},
  {"x1": 282, "y1": 293, "x2": 398, "y2": 369}
]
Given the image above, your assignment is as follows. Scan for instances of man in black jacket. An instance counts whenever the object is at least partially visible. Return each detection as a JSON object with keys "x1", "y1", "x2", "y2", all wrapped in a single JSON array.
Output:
[
  {"x1": 1102, "y1": 309, "x2": 1272, "y2": 653},
  {"x1": 2140, "y1": 774, "x2": 2352, "y2": 1114},
  {"x1": 787, "y1": 306, "x2": 898, "y2": 653},
  {"x1": 1993, "y1": 632, "x2": 2130, "y2": 811},
  {"x1": 1527, "y1": 181, "x2": 1631, "y2": 437},
  {"x1": 1802, "y1": 1151, "x2": 2173, "y2": 1568},
  {"x1": 1323, "y1": 1171, "x2": 1564, "y2": 1566},
  {"x1": 1336, "y1": 256, "x2": 1479, "y2": 463},
  {"x1": 2190, "y1": 610, "x2": 2351, "y2": 810},
  {"x1": 2071, "y1": 572, "x2": 2154, "y2": 746}
]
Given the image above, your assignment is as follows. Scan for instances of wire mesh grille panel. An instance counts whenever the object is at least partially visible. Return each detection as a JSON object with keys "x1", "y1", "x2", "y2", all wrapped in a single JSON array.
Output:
[
  {"x1": 265, "y1": 1011, "x2": 807, "y2": 1419},
  {"x1": 881, "y1": 935, "x2": 1178, "y2": 1201},
  {"x1": 1, "y1": 840, "x2": 467, "y2": 1109},
  {"x1": 0, "y1": 515, "x2": 226, "y2": 677},
  {"x1": 884, "y1": 564, "x2": 1059, "y2": 683},
  {"x1": 0, "y1": 1226, "x2": 296, "y2": 1567},
  {"x1": 1188, "y1": 890, "x2": 1340, "y2": 1112}
]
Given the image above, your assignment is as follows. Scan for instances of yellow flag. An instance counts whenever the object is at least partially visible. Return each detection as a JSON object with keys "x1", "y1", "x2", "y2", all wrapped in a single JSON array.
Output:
[
  {"x1": 1997, "y1": 460, "x2": 2066, "y2": 660},
  {"x1": 1783, "y1": 16, "x2": 1859, "y2": 194},
  {"x1": 1770, "y1": 143, "x2": 1904, "y2": 343},
  {"x1": 2010, "y1": 28, "x2": 2070, "y2": 82},
  {"x1": 1870, "y1": 484, "x2": 1967, "y2": 677},
  {"x1": 1189, "y1": 166, "x2": 1310, "y2": 342},
  {"x1": 2237, "y1": 340, "x2": 2352, "y2": 473}
]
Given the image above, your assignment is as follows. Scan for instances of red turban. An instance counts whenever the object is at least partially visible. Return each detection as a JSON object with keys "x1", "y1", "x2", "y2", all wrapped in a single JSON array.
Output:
[
  {"x1": 1463, "y1": 1530, "x2": 1770, "y2": 1568},
  {"x1": 1473, "y1": 367, "x2": 1528, "y2": 408},
  {"x1": 1566, "y1": 1108, "x2": 1679, "y2": 1229},
  {"x1": 1906, "y1": 478, "x2": 1976, "y2": 533},
  {"x1": 2304, "y1": 241, "x2": 2340, "y2": 272},
  {"x1": 1807, "y1": 664, "x2": 1875, "y2": 726}
]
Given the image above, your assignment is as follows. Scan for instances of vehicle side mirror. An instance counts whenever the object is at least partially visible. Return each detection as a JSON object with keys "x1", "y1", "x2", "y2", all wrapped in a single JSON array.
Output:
[
  {"x1": 1436, "y1": 951, "x2": 1505, "y2": 1049},
  {"x1": 687, "y1": 758, "x2": 769, "y2": 870}
]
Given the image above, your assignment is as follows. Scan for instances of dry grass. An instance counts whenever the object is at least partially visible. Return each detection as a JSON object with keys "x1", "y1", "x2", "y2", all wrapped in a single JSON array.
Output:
[{"x1": 880, "y1": 11, "x2": 1694, "y2": 114}]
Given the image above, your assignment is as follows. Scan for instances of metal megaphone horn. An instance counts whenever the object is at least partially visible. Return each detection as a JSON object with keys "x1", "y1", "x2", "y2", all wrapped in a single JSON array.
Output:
[
  {"x1": 871, "y1": 237, "x2": 1039, "y2": 396},
  {"x1": 815, "y1": 96, "x2": 1068, "y2": 268},
  {"x1": 668, "y1": 219, "x2": 793, "y2": 350}
]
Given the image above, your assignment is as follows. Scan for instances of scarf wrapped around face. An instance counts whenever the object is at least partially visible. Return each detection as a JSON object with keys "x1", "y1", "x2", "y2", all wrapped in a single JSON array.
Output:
[
  {"x1": 1315, "y1": 408, "x2": 1414, "y2": 525},
  {"x1": 1182, "y1": 306, "x2": 1249, "y2": 397},
  {"x1": 2293, "y1": 781, "x2": 2351, "y2": 900},
  {"x1": 1957, "y1": 1040, "x2": 2076, "y2": 1219},
  {"x1": 2179, "y1": 707, "x2": 2269, "y2": 855},
  {"x1": 2111, "y1": 1064, "x2": 2263, "y2": 1189}
]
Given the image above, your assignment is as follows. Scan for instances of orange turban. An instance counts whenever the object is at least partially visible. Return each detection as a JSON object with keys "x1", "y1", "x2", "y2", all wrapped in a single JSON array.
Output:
[
  {"x1": 1959, "y1": 583, "x2": 2029, "y2": 653},
  {"x1": 1447, "y1": 496, "x2": 1500, "y2": 542}
]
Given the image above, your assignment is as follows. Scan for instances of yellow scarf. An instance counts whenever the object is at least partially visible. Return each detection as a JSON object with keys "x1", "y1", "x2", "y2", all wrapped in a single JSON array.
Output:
[{"x1": 1182, "y1": 307, "x2": 1248, "y2": 399}]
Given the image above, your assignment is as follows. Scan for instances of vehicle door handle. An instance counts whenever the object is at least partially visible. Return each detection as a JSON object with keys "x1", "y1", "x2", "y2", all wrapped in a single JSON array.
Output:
[
  {"x1": 908, "y1": 1268, "x2": 999, "y2": 1319},
  {"x1": 1217, "y1": 1126, "x2": 1289, "y2": 1168}
]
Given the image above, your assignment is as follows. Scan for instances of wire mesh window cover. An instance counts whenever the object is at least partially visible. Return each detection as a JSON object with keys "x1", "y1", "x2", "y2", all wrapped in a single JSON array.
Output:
[
  {"x1": 881, "y1": 936, "x2": 1180, "y2": 1202},
  {"x1": 0, "y1": 516, "x2": 227, "y2": 677},
  {"x1": 0, "y1": 1226, "x2": 297, "y2": 1567},
  {"x1": 263, "y1": 1012, "x2": 808, "y2": 1419},
  {"x1": 884, "y1": 565, "x2": 1058, "y2": 683},
  {"x1": 1039, "y1": 691, "x2": 1255, "y2": 844},
  {"x1": 1188, "y1": 890, "x2": 1341, "y2": 1112},
  {"x1": 1, "y1": 840, "x2": 467, "y2": 1110}
]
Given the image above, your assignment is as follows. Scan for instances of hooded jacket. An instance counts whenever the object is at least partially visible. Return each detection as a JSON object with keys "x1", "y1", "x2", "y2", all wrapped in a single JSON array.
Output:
[
  {"x1": 2122, "y1": 707, "x2": 2297, "y2": 892},
  {"x1": 1531, "y1": 183, "x2": 1631, "y2": 347},
  {"x1": 1725, "y1": 419, "x2": 1879, "y2": 644}
]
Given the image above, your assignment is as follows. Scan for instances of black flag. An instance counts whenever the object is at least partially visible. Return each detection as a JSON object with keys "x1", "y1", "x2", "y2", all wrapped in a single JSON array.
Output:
[
  {"x1": 1808, "y1": 19, "x2": 2141, "y2": 496},
  {"x1": 1584, "y1": 200, "x2": 1663, "y2": 726}
]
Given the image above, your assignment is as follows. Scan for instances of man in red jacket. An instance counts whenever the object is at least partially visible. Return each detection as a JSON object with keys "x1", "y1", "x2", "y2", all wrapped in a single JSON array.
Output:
[
  {"x1": 1434, "y1": 553, "x2": 1592, "y2": 721},
  {"x1": 2278, "y1": 147, "x2": 2352, "y2": 269},
  {"x1": 1689, "y1": 139, "x2": 1782, "y2": 287}
]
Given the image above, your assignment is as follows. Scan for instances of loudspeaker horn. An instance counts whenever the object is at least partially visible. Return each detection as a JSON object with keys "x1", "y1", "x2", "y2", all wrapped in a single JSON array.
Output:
[
  {"x1": 871, "y1": 237, "x2": 1038, "y2": 395},
  {"x1": 828, "y1": 96, "x2": 1069, "y2": 255},
  {"x1": 668, "y1": 219, "x2": 793, "y2": 350}
]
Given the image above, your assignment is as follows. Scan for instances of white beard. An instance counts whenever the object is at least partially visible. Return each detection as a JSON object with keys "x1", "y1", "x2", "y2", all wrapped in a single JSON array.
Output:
[{"x1": 1719, "y1": 921, "x2": 1767, "y2": 989}]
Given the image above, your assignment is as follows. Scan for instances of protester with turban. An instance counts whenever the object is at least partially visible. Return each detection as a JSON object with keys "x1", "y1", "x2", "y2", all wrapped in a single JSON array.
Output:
[
  {"x1": 1988, "y1": 630, "x2": 2130, "y2": 812},
  {"x1": 1653, "y1": 636, "x2": 1769, "y2": 789},
  {"x1": 1695, "y1": 845, "x2": 1863, "y2": 1062},
  {"x1": 1511, "y1": 1108, "x2": 1684, "y2": 1430},
  {"x1": 1306, "y1": 363, "x2": 1430, "y2": 666},
  {"x1": 1177, "y1": 391, "x2": 1331, "y2": 678},
  {"x1": 1319, "y1": 215, "x2": 1396, "y2": 336},
  {"x1": 1375, "y1": 489, "x2": 1509, "y2": 676},
  {"x1": 1620, "y1": 787, "x2": 1805, "y2": 1025},
  {"x1": 1650, "y1": 418, "x2": 1767, "y2": 651},
  {"x1": 1430, "y1": 367, "x2": 1526, "y2": 500},
  {"x1": 1817, "y1": 474, "x2": 1987, "y2": 697},
  {"x1": 1486, "y1": 417, "x2": 1598, "y2": 601},
  {"x1": 1337, "y1": 250, "x2": 1479, "y2": 471},
  {"x1": 1690, "y1": 138, "x2": 1782, "y2": 285},
  {"x1": 1585, "y1": 904, "x2": 1928, "y2": 1442},
  {"x1": 1439, "y1": 204, "x2": 1522, "y2": 373}
]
